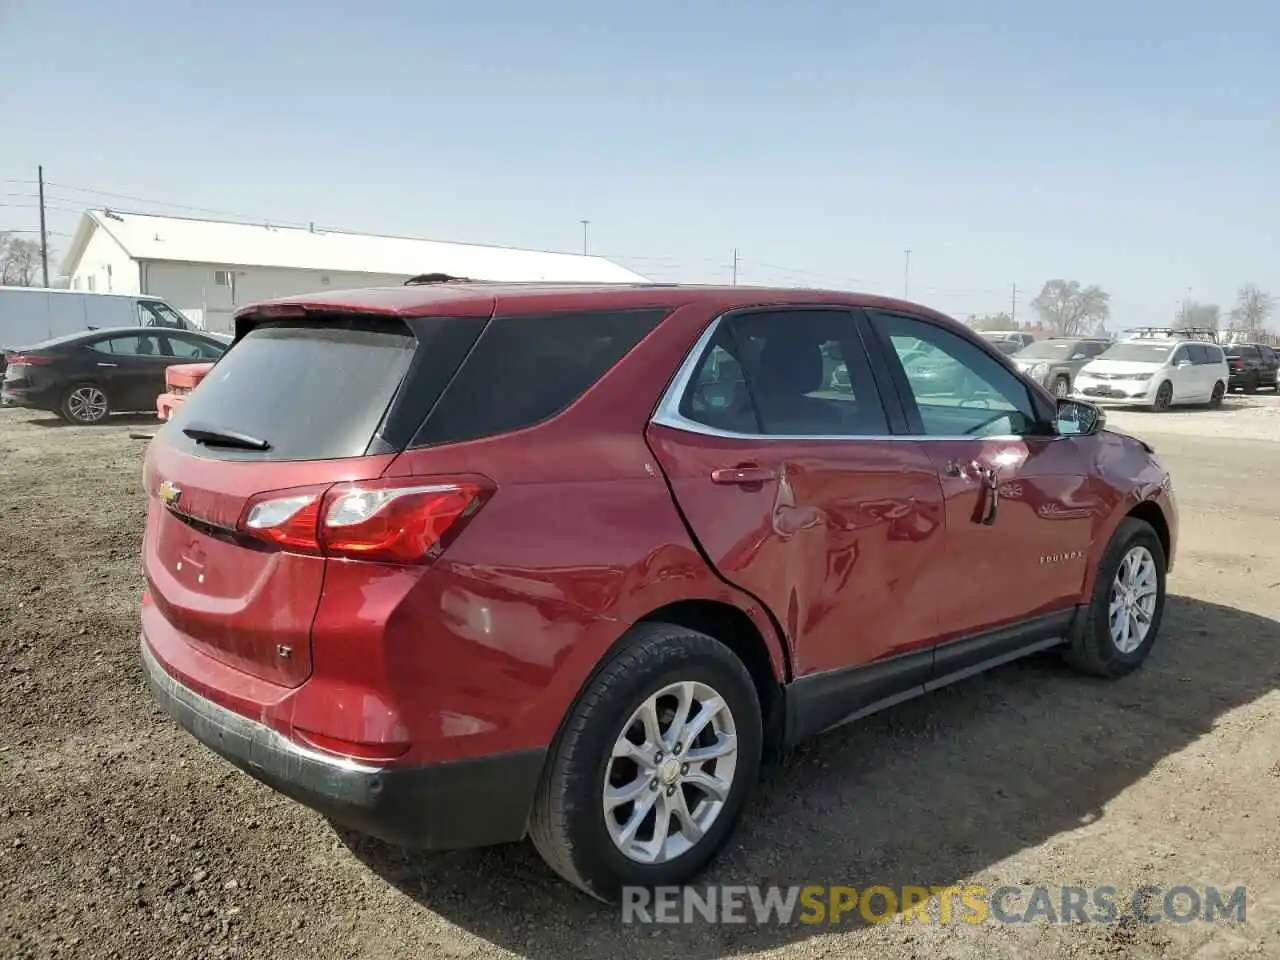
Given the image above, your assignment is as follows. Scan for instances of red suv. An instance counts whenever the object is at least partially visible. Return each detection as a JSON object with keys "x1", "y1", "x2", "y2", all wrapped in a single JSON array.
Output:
[{"x1": 140, "y1": 283, "x2": 1176, "y2": 902}]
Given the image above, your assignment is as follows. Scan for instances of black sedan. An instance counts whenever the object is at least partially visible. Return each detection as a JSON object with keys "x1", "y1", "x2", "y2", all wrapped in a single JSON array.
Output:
[{"x1": 1, "y1": 326, "x2": 228, "y2": 424}]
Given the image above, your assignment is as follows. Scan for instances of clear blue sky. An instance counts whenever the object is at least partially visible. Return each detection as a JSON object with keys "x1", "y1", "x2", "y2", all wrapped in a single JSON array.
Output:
[{"x1": 2, "y1": 0, "x2": 1277, "y2": 326}]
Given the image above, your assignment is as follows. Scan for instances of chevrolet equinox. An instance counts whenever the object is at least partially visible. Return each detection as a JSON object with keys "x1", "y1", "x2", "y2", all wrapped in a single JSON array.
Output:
[{"x1": 139, "y1": 283, "x2": 1177, "y2": 902}]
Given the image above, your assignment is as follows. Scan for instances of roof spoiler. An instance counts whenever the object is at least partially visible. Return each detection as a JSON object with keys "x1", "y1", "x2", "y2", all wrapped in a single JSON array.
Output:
[{"x1": 404, "y1": 273, "x2": 474, "y2": 285}]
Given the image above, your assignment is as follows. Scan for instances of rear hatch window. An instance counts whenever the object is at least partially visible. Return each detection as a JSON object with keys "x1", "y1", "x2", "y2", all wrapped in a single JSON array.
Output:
[{"x1": 162, "y1": 317, "x2": 474, "y2": 461}]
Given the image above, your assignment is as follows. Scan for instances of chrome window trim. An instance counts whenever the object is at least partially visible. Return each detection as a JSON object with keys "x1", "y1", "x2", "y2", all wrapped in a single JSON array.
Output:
[{"x1": 649, "y1": 315, "x2": 1050, "y2": 445}]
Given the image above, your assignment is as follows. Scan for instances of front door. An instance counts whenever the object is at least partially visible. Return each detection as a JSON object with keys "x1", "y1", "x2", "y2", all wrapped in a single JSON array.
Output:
[
  {"x1": 864, "y1": 309, "x2": 1097, "y2": 652},
  {"x1": 646, "y1": 306, "x2": 947, "y2": 693}
]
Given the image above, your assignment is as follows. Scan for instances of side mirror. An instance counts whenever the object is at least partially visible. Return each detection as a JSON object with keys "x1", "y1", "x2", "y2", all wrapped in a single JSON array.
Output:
[
  {"x1": 1055, "y1": 397, "x2": 1106, "y2": 437},
  {"x1": 1177, "y1": 360, "x2": 1192, "y2": 369}
]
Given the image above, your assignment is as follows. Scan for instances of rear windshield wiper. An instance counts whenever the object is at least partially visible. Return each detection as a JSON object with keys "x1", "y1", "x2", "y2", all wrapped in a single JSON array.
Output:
[{"x1": 181, "y1": 422, "x2": 272, "y2": 451}]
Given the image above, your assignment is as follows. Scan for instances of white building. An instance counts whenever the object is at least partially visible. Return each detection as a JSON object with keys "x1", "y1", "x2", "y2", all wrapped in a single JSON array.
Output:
[{"x1": 60, "y1": 209, "x2": 649, "y2": 333}]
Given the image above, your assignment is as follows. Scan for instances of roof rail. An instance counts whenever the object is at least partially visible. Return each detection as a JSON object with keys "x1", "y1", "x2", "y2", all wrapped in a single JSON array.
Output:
[{"x1": 1123, "y1": 326, "x2": 1220, "y2": 343}]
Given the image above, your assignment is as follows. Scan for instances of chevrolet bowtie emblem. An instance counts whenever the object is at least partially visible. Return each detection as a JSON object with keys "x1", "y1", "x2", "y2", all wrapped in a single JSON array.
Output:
[{"x1": 158, "y1": 480, "x2": 182, "y2": 506}]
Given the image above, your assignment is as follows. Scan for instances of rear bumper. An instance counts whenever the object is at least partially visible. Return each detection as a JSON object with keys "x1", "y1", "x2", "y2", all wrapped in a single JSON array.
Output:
[
  {"x1": 140, "y1": 635, "x2": 546, "y2": 850},
  {"x1": 1, "y1": 384, "x2": 58, "y2": 410}
]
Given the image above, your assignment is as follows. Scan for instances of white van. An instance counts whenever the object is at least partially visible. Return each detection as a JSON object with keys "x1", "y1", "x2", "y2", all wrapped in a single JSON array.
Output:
[
  {"x1": 0, "y1": 287, "x2": 214, "y2": 351},
  {"x1": 1072, "y1": 335, "x2": 1229, "y2": 411}
]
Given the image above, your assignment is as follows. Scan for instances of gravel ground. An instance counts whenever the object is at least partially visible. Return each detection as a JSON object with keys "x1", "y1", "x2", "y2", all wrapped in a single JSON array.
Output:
[{"x1": 0, "y1": 403, "x2": 1278, "y2": 960}]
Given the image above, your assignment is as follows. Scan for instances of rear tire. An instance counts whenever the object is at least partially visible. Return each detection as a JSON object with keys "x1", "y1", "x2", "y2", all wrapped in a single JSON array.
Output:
[
  {"x1": 1243, "y1": 374, "x2": 1258, "y2": 394},
  {"x1": 60, "y1": 383, "x2": 110, "y2": 425},
  {"x1": 1209, "y1": 381, "x2": 1225, "y2": 408},
  {"x1": 1066, "y1": 518, "x2": 1167, "y2": 678},
  {"x1": 529, "y1": 622, "x2": 763, "y2": 902}
]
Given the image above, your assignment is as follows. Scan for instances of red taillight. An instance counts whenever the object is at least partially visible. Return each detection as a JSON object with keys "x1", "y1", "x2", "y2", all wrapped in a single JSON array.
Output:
[
  {"x1": 5, "y1": 354, "x2": 52, "y2": 366},
  {"x1": 1229, "y1": 358, "x2": 1244, "y2": 368},
  {"x1": 236, "y1": 477, "x2": 490, "y2": 563},
  {"x1": 241, "y1": 488, "x2": 326, "y2": 550}
]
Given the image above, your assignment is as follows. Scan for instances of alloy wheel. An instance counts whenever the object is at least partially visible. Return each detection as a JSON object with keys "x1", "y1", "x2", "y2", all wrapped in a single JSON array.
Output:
[
  {"x1": 67, "y1": 386, "x2": 108, "y2": 423},
  {"x1": 1109, "y1": 545, "x2": 1158, "y2": 654},
  {"x1": 603, "y1": 680, "x2": 738, "y2": 865}
]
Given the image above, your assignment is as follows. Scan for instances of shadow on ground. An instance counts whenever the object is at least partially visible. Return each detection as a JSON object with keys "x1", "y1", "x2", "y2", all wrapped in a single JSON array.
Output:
[
  {"x1": 342, "y1": 596, "x2": 1278, "y2": 958},
  {"x1": 24, "y1": 412, "x2": 161, "y2": 429}
]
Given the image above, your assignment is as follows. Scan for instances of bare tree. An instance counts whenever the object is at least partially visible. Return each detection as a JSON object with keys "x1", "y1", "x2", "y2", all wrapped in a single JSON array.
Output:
[
  {"x1": 1228, "y1": 284, "x2": 1274, "y2": 334},
  {"x1": 0, "y1": 234, "x2": 45, "y2": 286},
  {"x1": 1030, "y1": 280, "x2": 1110, "y2": 337},
  {"x1": 968, "y1": 312, "x2": 1014, "y2": 331},
  {"x1": 1174, "y1": 301, "x2": 1220, "y2": 331}
]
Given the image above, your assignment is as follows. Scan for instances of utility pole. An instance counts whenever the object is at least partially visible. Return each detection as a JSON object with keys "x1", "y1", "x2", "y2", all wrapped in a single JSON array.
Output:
[
  {"x1": 580, "y1": 220, "x2": 589, "y2": 255},
  {"x1": 731, "y1": 248, "x2": 739, "y2": 286},
  {"x1": 903, "y1": 249, "x2": 912, "y2": 298},
  {"x1": 1010, "y1": 282, "x2": 1017, "y2": 325},
  {"x1": 38, "y1": 165, "x2": 49, "y2": 287}
]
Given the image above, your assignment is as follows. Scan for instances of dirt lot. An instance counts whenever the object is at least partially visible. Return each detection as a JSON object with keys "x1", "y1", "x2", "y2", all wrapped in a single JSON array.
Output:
[{"x1": 1, "y1": 398, "x2": 1278, "y2": 960}]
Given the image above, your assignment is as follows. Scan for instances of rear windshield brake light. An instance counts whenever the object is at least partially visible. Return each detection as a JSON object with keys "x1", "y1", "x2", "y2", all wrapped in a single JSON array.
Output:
[{"x1": 237, "y1": 476, "x2": 492, "y2": 563}]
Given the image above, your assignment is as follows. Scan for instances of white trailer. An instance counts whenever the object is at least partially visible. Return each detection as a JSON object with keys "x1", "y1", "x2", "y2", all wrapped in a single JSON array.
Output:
[{"x1": 0, "y1": 286, "x2": 201, "y2": 350}]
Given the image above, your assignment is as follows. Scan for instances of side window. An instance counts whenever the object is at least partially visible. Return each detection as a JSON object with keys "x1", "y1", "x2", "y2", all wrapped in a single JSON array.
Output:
[
  {"x1": 164, "y1": 335, "x2": 218, "y2": 359},
  {"x1": 1186, "y1": 344, "x2": 1208, "y2": 364},
  {"x1": 1171, "y1": 345, "x2": 1191, "y2": 366},
  {"x1": 1085, "y1": 341, "x2": 1108, "y2": 357},
  {"x1": 1262, "y1": 347, "x2": 1277, "y2": 363},
  {"x1": 138, "y1": 302, "x2": 185, "y2": 329},
  {"x1": 869, "y1": 311, "x2": 1038, "y2": 438},
  {"x1": 678, "y1": 309, "x2": 889, "y2": 436},
  {"x1": 90, "y1": 334, "x2": 162, "y2": 357},
  {"x1": 1209, "y1": 346, "x2": 1225, "y2": 364}
]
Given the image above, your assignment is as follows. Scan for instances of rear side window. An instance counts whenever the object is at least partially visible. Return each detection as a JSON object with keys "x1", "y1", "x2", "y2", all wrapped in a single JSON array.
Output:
[
  {"x1": 165, "y1": 321, "x2": 418, "y2": 461},
  {"x1": 1206, "y1": 346, "x2": 1225, "y2": 363},
  {"x1": 1186, "y1": 344, "x2": 1208, "y2": 364},
  {"x1": 410, "y1": 308, "x2": 667, "y2": 447}
]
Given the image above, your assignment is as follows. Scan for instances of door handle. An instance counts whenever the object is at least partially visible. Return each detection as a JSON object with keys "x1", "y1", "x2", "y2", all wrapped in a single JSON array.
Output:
[
  {"x1": 977, "y1": 465, "x2": 1000, "y2": 526},
  {"x1": 96, "y1": 362, "x2": 118, "y2": 368},
  {"x1": 710, "y1": 464, "x2": 777, "y2": 485}
]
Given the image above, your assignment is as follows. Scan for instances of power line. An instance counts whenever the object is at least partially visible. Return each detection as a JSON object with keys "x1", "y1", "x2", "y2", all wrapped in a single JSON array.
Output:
[
  {"x1": 8, "y1": 176, "x2": 1043, "y2": 304},
  {"x1": 45, "y1": 181, "x2": 290, "y2": 223}
]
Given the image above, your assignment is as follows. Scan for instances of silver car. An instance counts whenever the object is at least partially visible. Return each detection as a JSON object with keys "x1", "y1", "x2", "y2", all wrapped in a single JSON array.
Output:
[{"x1": 1011, "y1": 337, "x2": 1112, "y2": 397}]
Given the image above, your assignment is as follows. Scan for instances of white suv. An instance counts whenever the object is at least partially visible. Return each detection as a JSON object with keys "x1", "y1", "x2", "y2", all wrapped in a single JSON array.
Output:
[{"x1": 1072, "y1": 337, "x2": 1228, "y2": 411}]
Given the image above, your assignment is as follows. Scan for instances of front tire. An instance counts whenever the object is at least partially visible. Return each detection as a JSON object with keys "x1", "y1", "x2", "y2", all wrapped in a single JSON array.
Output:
[
  {"x1": 1243, "y1": 374, "x2": 1259, "y2": 394},
  {"x1": 529, "y1": 623, "x2": 763, "y2": 902},
  {"x1": 1053, "y1": 375, "x2": 1071, "y2": 398},
  {"x1": 60, "y1": 383, "x2": 110, "y2": 424},
  {"x1": 1152, "y1": 381, "x2": 1173, "y2": 412},
  {"x1": 1066, "y1": 518, "x2": 1167, "y2": 677}
]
